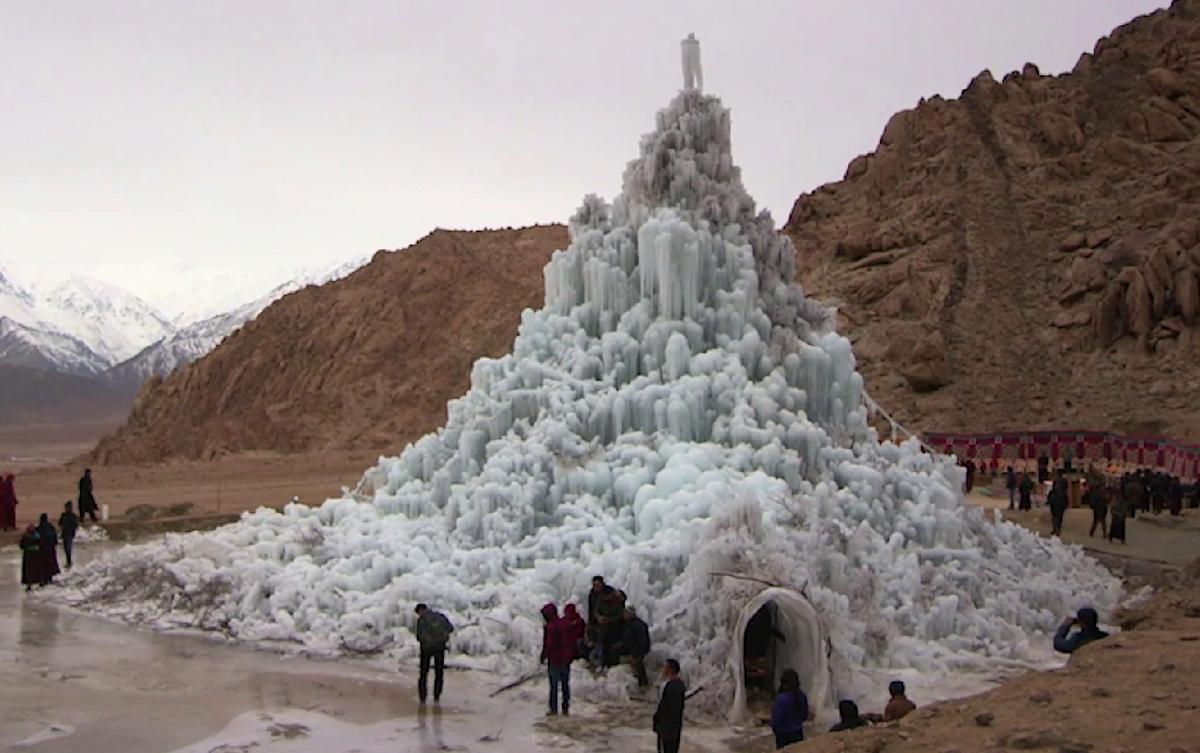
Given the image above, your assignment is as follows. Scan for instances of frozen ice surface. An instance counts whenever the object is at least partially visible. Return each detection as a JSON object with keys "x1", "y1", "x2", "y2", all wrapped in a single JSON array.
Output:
[{"x1": 64, "y1": 90, "x2": 1120, "y2": 714}]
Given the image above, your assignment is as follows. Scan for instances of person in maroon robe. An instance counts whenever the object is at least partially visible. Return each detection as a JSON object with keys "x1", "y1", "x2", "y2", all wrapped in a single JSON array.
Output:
[
  {"x1": 20, "y1": 525, "x2": 42, "y2": 591},
  {"x1": 0, "y1": 473, "x2": 17, "y2": 531}
]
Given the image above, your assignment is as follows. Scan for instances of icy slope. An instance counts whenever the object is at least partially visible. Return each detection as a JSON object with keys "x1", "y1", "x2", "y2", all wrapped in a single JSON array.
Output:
[{"x1": 68, "y1": 90, "x2": 1120, "y2": 713}]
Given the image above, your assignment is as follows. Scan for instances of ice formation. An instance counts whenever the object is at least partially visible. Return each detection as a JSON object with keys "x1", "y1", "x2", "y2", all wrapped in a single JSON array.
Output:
[{"x1": 67, "y1": 87, "x2": 1120, "y2": 715}]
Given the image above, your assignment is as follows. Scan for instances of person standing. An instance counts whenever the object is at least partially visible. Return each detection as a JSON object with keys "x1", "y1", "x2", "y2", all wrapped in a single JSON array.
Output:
[
  {"x1": 769, "y1": 668, "x2": 809, "y2": 748},
  {"x1": 1005, "y1": 466, "x2": 1017, "y2": 510},
  {"x1": 19, "y1": 525, "x2": 42, "y2": 592},
  {"x1": 78, "y1": 468, "x2": 99, "y2": 523},
  {"x1": 1048, "y1": 471, "x2": 1068, "y2": 537},
  {"x1": 413, "y1": 603, "x2": 453, "y2": 704},
  {"x1": 653, "y1": 659, "x2": 686, "y2": 753},
  {"x1": 0, "y1": 473, "x2": 17, "y2": 530},
  {"x1": 59, "y1": 501, "x2": 80, "y2": 569},
  {"x1": 1018, "y1": 472, "x2": 1034, "y2": 511},
  {"x1": 1168, "y1": 476, "x2": 1184, "y2": 516},
  {"x1": 1086, "y1": 483, "x2": 1108, "y2": 538},
  {"x1": 561, "y1": 603, "x2": 586, "y2": 659},
  {"x1": 35, "y1": 513, "x2": 60, "y2": 586},
  {"x1": 1109, "y1": 486, "x2": 1128, "y2": 545},
  {"x1": 540, "y1": 603, "x2": 574, "y2": 716},
  {"x1": 586, "y1": 575, "x2": 606, "y2": 626}
]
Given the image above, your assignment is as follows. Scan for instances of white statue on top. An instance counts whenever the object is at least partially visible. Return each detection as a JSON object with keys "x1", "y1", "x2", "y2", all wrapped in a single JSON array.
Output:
[{"x1": 681, "y1": 33, "x2": 703, "y2": 92}]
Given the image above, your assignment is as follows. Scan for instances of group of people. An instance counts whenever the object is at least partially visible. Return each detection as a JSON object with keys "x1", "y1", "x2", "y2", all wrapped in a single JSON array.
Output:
[
  {"x1": 20, "y1": 503, "x2": 81, "y2": 590},
  {"x1": 13, "y1": 469, "x2": 101, "y2": 590},
  {"x1": 767, "y1": 671, "x2": 917, "y2": 748},
  {"x1": 1000, "y1": 461, "x2": 1197, "y2": 544}
]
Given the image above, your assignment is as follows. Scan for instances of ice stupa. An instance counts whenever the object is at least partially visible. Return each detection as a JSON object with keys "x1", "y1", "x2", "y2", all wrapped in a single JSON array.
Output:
[{"x1": 70, "y1": 46, "x2": 1120, "y2": 717}]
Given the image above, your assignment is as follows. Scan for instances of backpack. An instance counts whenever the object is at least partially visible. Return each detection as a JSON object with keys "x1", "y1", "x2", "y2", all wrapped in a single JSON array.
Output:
[{"x1": 422, "y1": 611, "x2": 453, "y2": 648}]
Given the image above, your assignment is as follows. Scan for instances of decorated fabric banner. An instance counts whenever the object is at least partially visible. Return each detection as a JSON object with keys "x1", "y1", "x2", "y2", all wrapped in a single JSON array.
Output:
[{"x1": 923, "y1": 430, "x2": 1200, "y2": 480}]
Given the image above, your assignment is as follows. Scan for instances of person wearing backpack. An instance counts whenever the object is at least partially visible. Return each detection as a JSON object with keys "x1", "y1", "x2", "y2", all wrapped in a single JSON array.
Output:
[{"x1": 414, "y1": 603, "x2": 454, "y2": 704}]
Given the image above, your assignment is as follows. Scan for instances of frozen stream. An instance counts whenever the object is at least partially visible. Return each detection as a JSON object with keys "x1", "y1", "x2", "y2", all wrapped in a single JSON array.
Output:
[{"x1": 2, "y1": 536, "x2": 1038, "y2": 753}]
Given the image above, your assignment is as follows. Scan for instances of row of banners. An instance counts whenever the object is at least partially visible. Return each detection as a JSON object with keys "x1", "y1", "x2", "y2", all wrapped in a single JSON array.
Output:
[{"x1": 922, "y1": 430, "x2": 1200, "y2": 480}]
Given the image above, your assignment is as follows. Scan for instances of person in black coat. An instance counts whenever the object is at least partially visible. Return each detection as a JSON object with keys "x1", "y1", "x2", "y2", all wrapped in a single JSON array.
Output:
[
  {"x1": 35, "y1": 513, "x2": 60, "y2": 585},
  {"x1": 1048, "y1": 471, "x2": 1068, "y2": 537},
  {"x1": 20, "y1": 525, "x2": 42, "y2": 592},
  {"x1": 78, "y1": 468, "x2": 99, "y2": 523},
  {"x1": 59, "y1": 501, "x2": 80, "y2": 569},
  {"x1": 614, "y1": 607, "x2": 651, "y2": 686},
  {"x1": 653, "y1": 659, "x2": 685, "y2": 753}
]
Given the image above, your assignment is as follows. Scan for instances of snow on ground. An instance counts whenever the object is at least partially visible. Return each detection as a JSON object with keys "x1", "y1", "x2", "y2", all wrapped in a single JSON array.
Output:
[{"x1": 59, "y1": 88, "x2": 1121, "y2": 717}]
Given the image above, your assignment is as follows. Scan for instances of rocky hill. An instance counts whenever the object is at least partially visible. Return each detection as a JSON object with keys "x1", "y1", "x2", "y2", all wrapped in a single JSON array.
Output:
[
  {"x1": 786, "y1": 0, "x2": 1200, "y2": 441},
  {"x1": 90, "y1": 226, "x2": 567, "y2": 464}
]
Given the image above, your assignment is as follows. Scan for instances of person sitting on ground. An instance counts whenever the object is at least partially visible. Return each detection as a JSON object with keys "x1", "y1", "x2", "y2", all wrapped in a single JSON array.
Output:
[
  {"x1": 19, "y1": 524, "x2": 42, "y2": 592},
  {"x1": 613, "y1": 606, "x2": 651, "y2": 687},
  {"x1": 883, "y1": 680, "x2": 916, "y2": 721},
  {"x1": 653, "y1": 658, "x2": 686, "y2": 753},
  {"x1": 769, "y1": 668, "x2": 809, "y2": 748},
  {"x1": 829, "y1": 699, "x2": 867, "y2": 732},
  {"x1": 35, "y1": 513, "x2": 60, "y2": 586},
  {"x1": 59, "y1": 501, "x2": 79, "y2": 569},
  {"x1": 1053, "y1": 607, "x2": 1108, "y2": 654},
  {"x1": 561, "y1": 603, "x2": 586, "y2": 659},
  {"x1": 413, "y1": 603, "x2": 454, "y2": 704}
]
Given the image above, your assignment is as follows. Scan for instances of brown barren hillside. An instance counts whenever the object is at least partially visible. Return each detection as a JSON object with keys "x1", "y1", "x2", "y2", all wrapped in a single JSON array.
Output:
[
  {"x1": 786, "y1": 0, "x2": 1200, "y2": 440},
  {"x1": 91, "y1": 225, "x2": 567, "y2": 464}
]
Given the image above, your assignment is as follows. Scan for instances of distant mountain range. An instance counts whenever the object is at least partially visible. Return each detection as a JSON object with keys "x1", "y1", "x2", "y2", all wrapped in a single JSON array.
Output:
[{"x1": 0, "y1": 257, "x2": 367, "y2": 424}]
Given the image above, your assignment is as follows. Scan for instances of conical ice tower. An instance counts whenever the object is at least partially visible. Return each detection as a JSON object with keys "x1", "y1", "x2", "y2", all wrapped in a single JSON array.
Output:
[{"x1": 70, "y1": 42, "x2": 1119, "y2": 716}]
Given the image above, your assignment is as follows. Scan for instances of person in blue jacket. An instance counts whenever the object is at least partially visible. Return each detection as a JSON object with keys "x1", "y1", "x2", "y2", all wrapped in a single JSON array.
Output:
[
  {"x1": 1053, "y1": 607, "x2": 1108, "y2": 654},
  {"x1": 769, "y1": 668, "x2": 809, "y2": 748}
]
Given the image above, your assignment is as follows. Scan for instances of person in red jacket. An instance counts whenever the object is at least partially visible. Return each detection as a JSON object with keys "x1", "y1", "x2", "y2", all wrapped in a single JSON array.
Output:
[
  {"x1": 561, "y1": 603, "x2": 586, "y2": 658},
  {"x1": 540, "y1": 603, "x2": 575, "y2": 716}
]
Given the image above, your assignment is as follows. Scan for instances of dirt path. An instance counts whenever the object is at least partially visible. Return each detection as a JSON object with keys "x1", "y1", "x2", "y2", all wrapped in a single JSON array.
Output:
[
  {"x1": 3, "y1": 450, "x2": 377, "y2": 539},
  {"x1": 967, "y1": 486, "x2": 1200, "y2": 567}
]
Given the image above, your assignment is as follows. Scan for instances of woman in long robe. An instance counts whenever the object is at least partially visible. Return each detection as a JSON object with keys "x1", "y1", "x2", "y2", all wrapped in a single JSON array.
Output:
[
  {"x1": 0, "y1": 474, "x2": 17, "y2": 531},
  {"x1": 20, "y1": 525, "x2": 42, "y2": 591},
  {"x1": 36, "y1": 513, "x2": 60, "y2": 585}
]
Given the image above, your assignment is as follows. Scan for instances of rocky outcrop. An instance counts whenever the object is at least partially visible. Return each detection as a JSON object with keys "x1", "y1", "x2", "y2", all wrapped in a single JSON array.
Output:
[
  {"x1": 786, "y1": 1, "x2": 1200, "y2": 439},
  {"x1": 90, "y1": 226, "x2": 567, "y2": 464}
]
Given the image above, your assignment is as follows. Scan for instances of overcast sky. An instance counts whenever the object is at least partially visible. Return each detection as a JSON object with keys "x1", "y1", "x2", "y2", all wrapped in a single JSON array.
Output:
[{"x1": 1, "y1": 0, "x2": 1167, "y2": 310}]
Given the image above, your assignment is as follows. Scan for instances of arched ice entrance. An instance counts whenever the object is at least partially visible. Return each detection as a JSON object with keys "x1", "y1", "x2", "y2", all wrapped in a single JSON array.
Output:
[{"x1": 729, "y1": 587, "x2": 832, "y2": 722}]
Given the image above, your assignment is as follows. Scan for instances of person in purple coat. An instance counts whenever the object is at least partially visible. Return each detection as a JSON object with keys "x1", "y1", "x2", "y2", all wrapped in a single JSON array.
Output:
[{"x1": 770, "y1": 668, "x2": 809, "y2": 748}]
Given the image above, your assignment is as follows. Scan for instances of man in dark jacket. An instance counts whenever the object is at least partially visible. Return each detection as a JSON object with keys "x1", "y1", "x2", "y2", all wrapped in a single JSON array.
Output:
[
  {"x1": 1005, "y1": 466, "x2": 1017, "y2": 510},
  {"x1": 1018, "y1": 472, "x2": 1034, "y2": 511},
  {"x1": 1054, "y1": 607, "x2": 1108, "y2": 654},
  {"x1": 653, "y1": 659, "x2": 685, "y2": 753},
  {"x1": 58, "y1": 501, "x2": 79, "y2": 568},
  {"x1": 78, "y1": 469, "x2": 98, "y2": 523},
  {"x1": 414, "y1": 603, "x2": 454, "y2": 704},
  {"x1": 614, "y1": 607, "x2": 651, "y2": 686},
  {"x1": 595, "y1": 586, "x2": 623, "y2": 665},
  {"x1": 587, "y1": 575, "x2": 606, "y2": 626}
]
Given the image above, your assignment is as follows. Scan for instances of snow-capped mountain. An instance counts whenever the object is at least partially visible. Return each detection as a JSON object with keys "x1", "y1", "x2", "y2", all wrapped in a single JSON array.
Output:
[
  {"x1": 0, "y1": 262, "x2": 172, "y2": 375},
  {"x1": 105, "y1": 255, "x2": 368, "y2": 390}
]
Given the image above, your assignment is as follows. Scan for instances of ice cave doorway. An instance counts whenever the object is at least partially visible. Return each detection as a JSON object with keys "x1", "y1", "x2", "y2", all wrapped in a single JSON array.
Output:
[{"x1": 730, "y1": 588, "x2": 831, "y2": 722}]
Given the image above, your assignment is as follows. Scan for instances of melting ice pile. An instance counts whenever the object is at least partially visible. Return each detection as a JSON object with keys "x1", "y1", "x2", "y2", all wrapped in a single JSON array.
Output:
[{"x1": 71, "y1": 90, "x2": 1120, "y2": 711}]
